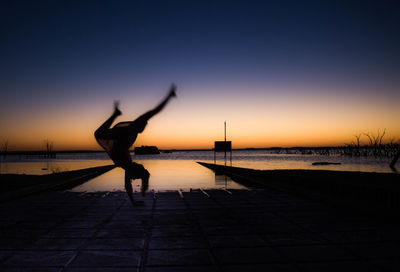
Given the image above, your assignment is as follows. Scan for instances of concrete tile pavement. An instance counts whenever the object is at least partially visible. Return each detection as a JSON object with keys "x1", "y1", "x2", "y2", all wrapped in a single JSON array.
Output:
[{"x1": 0, "y1": 188, "x2": 399, "y2": 271}]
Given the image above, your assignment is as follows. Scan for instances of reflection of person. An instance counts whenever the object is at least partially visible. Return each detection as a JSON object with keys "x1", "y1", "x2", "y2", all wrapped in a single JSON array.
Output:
[{"x1": 95, "y1": 84, "x2": 177, "y2": 204}]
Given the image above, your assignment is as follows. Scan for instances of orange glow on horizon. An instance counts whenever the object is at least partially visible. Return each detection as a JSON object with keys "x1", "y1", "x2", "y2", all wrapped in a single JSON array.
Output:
[{"x1": 1, "y1": 86, "x2": 399, "y2": 151}]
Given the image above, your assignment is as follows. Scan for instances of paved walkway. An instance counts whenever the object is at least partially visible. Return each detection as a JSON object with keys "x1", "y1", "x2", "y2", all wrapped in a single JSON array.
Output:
[{"x1": 1, "y1": 188, "x2": 400, "y2": 271}]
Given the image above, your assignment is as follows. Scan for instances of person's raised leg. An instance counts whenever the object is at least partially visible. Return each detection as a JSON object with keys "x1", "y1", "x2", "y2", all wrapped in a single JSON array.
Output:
[{"x1": 135, "y1": 84, "x2": 177, "y2": 123}]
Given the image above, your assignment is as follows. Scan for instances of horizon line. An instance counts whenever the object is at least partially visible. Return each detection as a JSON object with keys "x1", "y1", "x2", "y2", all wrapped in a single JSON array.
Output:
[{"x1": 0, "y1": 145, "x2": 378, "y2": 154}]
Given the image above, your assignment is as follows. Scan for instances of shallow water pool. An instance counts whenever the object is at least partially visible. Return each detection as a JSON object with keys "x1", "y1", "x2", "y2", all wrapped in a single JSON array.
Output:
[{"x1": 70, "y1": 160, "x2": 245, "y2": 192}]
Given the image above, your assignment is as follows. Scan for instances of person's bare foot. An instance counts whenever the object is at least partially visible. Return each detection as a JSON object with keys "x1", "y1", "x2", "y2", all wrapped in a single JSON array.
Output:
[
  {"x1": 113, "y1": 100, "x2": 122, "y2": 116},
  {"x1": 168, "y1": 84, "x2": 177, "y2": 98}
]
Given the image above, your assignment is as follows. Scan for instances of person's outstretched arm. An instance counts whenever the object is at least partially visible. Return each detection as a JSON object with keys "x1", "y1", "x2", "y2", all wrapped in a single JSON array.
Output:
[
  {"x1": 95, "y1": 101, "x2": 122, "y2": 138},
  {"x1": 125, "y1": 171, "x2": 135, "y2": 205}
]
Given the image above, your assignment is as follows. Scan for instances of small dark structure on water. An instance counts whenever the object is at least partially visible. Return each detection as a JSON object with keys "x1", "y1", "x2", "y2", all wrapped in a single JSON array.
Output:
[
  {"x1": 214, "y1": 121, "x2": 232, "y2": 164},
  {"x1": 134, "y1": 146, "x2": 160, "y2": 155},
  {"x1": 312, "y1": 162, "x2": 341, "y2": 166}
]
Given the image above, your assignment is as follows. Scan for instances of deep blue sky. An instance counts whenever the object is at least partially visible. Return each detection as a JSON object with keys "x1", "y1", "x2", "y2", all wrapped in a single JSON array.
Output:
[
  {"x1": 1, "y1": 0, "x2": 400, "y2": 149},
  {"x1": 2, "y1": 0, "x2": 399, "y2": 92}
]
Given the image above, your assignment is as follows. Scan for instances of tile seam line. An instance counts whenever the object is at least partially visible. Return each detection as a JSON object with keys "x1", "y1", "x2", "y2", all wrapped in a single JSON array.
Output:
[
  {"x1": 138, "y1": 192, "x2": 156, "y2": 272},
  {"x1": 182, "y1": 190, "x2": 224, "y2": 272},
  {"x1": 59, "y1": 193, "x2": 128, "y2": 272}
]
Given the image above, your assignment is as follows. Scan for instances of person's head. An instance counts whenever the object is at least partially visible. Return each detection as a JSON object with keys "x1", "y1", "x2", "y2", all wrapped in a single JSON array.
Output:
[{"x1": 125, "y1": 162, "x2": 150, "y2": 195}]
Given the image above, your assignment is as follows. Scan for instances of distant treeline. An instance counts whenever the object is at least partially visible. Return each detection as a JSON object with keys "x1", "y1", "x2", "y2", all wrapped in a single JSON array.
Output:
[
  {"x1": 342, "y1": 129, "x2": 399, "y2": 158},
  {"x1": 266, "y1": 145, "x2": 400, "y2": 158},
  {"x1": 2, "y1": 141, "x2": 399, "y2": 159}
]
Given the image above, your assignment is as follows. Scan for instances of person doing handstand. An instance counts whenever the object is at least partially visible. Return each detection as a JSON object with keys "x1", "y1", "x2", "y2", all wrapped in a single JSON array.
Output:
[{"x1": 95, "y1": 84, "x2": 177, "y2": 204}]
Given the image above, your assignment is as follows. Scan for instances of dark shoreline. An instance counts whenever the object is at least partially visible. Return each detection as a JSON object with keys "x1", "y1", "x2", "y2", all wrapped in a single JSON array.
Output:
[
  {"x1": 0, "y1": 165, "x2": 115, "y2": 202},
  {"x1": 198, "y1": 162, "x2": 400, "y2": 217}
]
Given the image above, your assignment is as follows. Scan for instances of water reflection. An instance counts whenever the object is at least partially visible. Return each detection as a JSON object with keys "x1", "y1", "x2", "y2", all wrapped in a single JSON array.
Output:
[
  {"x1": 214, "y1": 173, "x2": 229, "y2": 187},
  {"x1": 1, "y1": 151, "x2": 396, "y2": 174},
  {"x1": 71, "y1": 160, "x2": 245, "y2": 192}
]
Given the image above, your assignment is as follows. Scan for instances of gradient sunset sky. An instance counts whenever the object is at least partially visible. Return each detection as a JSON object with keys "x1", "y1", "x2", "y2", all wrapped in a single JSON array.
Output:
[{"x1": 1, "y1": 0, "x2": 399, "y2": 150}]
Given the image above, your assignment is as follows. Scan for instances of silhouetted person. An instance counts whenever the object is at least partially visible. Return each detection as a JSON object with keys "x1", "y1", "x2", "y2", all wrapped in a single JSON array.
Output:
[
  {"x1": 125, "y1": 162, "x2": 150, "y2": 206},
  {"x1": 95, "y1": 84, "x2": 176, "y2": 204}
]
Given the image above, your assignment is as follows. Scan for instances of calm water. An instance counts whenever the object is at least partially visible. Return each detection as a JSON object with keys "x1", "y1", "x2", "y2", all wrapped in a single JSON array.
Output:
[
  {"x1": 1, "y1": 150, "x2": 396, "y2": 192},
  {"x1": 70, "y1": 160, "x2": 244, "y2": 192}
]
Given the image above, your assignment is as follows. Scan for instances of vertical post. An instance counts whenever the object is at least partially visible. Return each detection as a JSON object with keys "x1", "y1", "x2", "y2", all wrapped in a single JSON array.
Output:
[{"x1": 224, "y1": 121, "x2": 227, "y2": 165}]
